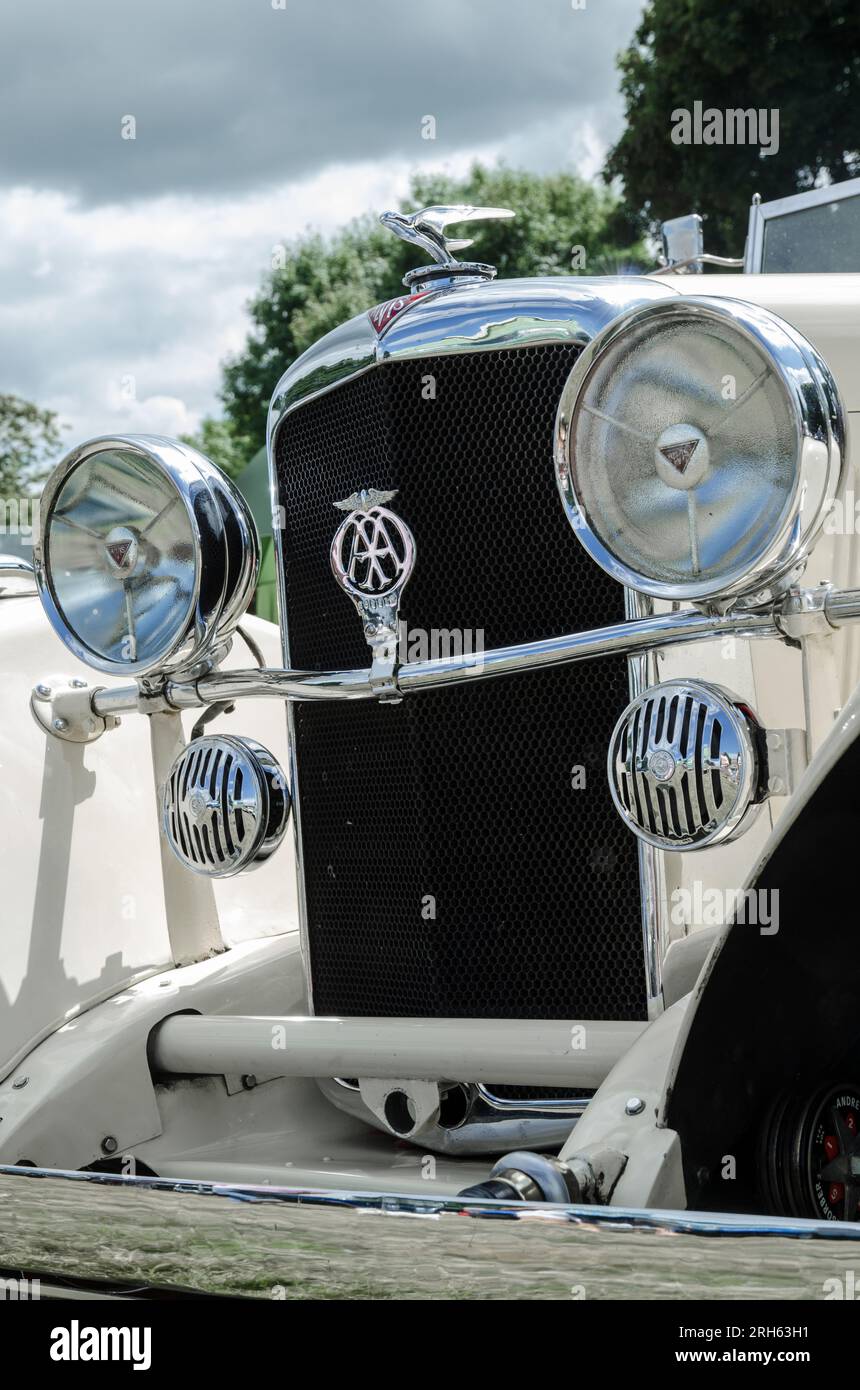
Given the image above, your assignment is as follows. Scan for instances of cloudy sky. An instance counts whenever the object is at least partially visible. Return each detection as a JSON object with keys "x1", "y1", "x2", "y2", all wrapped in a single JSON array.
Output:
[{"x1": 0, "y1": 0, "x2": 643, "y2": 449}]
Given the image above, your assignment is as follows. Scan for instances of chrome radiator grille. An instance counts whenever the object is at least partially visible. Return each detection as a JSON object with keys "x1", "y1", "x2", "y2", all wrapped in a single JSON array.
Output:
[{"x1": 274, "y1": 343, "x2": 647, "y2": 1020}]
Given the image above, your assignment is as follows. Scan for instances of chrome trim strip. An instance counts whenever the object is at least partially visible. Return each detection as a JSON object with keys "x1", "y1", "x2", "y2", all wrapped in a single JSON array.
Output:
[
  {"x1": 624, "y1": 588, "x2": 665, "y2": 1018},
  {"x1": 285, "y1": 695, "x2": 313, "y2": 1009},
  {"x1": 270, "y1": 438, "x2": 314, "y2": 1011}
]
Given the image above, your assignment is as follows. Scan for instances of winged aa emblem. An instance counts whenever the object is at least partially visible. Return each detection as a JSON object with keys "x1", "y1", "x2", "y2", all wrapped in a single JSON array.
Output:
[
  {"x1": 332, "y1": 488, "x2": 398, "y2": 515},
  {"x1": 329, "y1": 488, "x2": 416, "y2": 699},
  {"x1": 330, "y1": 490, "x2": 414, "y2": 600}
]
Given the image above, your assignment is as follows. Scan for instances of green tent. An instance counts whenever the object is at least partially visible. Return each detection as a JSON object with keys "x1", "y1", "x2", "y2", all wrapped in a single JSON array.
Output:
[{"x1": 234, "y1": 446, "x2": 278, "y2": 624}]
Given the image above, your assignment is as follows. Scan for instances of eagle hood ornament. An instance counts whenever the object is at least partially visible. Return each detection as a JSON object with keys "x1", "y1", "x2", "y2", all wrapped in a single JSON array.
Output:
[{"x1": 379, "y1": 204, "x2": 515, "y2": 291}]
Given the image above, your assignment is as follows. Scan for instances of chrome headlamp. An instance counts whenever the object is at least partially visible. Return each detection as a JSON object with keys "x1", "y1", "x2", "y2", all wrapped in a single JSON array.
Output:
[
  {"x1": 35, "y1": 435, "x2": 258, "y2": 677},
  {"x1": 555, "y1": 297, "x2": 845, "y2": 605}
]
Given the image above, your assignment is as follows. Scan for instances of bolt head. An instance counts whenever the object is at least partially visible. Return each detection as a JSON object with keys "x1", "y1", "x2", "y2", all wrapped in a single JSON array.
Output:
[
  {"x1": 241, "y1": 1074, "x2": 257, "y2": 1091},
  {"x1": 101, "y1": 1135, "x2": 118, "y2": 1155},
  {"x1": 35, "y1": 683, "x2": 51, "y2": 699},
  {"x1": 625, "y1": 1096, "x2": 646, "y2": 1116},
  {"x1": 69, "y1": 678, "x2": 87, "y2": 689},
  {"x1": 52, "y1": 717, "x2": 68, "y2": 732},
  {"x1": 648, "y1": 750, "x2": 676, "y2": 782}
]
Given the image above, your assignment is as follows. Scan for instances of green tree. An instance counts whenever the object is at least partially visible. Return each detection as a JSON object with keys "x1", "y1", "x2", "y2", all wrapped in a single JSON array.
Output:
[
  {"x1": 606, "y1": 0, "x2": 860, "y2": 255},
  {"x1": 0, "y1": 394, "x2": 63, "y2": 498},
  {"x1": 179, "y1": 416, "x2": 251, "y2": 481},
  {"x1": 195, "y1": 164, "x2": 646, "y2": 460}
]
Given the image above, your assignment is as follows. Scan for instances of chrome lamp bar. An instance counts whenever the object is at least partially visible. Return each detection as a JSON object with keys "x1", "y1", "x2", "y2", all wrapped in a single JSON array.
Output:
[{"x1": 90, "y1": 586, "x2": 860, "y2": 718}]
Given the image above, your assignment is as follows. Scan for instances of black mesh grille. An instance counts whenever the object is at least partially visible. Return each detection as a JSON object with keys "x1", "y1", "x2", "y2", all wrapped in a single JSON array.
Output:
[
  {"x1": 275, "y1": 343, "x2": 646, "y2": 1020},
  {"x1": 485, "y1": 1085, "x2": 596, "y2": 1102}
]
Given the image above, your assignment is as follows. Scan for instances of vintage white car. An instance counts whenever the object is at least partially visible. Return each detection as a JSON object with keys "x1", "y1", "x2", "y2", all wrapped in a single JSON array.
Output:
[{"x1": 3, "y1": 181, "x2": 860, "y2": 1297}]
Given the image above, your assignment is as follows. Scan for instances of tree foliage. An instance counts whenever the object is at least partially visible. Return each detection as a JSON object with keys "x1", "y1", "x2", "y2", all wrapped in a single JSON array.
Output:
[
  {"x1": 179, "y1": 415, "x2": 250, "y2": 481},
  {"x1": 606, "y1": 0, "x2": 860, "y2": 255},
  {"x1": 201, "y1": 164, "x2": 647, "y2": 459},
  {"x1": 0, "y1": 393, "x2": 63, "y2": 498}
]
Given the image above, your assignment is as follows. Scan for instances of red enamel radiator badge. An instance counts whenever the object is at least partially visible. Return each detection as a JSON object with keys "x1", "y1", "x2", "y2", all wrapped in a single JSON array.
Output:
[{"x1": 368, "y1": 290, "x2": 431, "y2": 335}]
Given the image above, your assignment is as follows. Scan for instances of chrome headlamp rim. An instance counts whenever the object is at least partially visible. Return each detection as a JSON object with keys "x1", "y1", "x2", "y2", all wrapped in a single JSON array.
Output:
[
  {"x1": 554, "y1": 295, "x2": 846, "y2": 606},
  {"x1": 608, "y1": 678, "x2": 761, "y2": 851},
  {"x1": 198, "y1": 461, "x2": 260, "y2": 640},
  {"x1": 35, "y1": 434, "x2": 252, "y2": 678}
]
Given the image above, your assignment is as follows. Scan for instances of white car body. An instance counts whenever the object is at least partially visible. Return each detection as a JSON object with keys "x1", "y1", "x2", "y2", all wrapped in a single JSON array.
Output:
[{"x1": 4, "y1": 196, "x2": 860, "y2": 1290}]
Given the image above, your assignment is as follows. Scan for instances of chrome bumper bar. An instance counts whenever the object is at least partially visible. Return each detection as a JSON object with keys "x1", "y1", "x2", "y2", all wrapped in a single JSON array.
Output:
[
  {"x1": 5, "y1": 1166, "x2": 858, "y2": 1301},
  {"x1": 91, "y1": 585, "x2": 860, "y2": 717}
]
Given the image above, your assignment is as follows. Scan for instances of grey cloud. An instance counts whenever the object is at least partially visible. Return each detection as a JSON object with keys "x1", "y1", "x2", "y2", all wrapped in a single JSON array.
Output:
[
  {"x1": 0, "y1": 0, "x2": 645, "y2": 448},
  {"x1": 0, "y1": 0, "x2": 641, "y2": 204}
]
